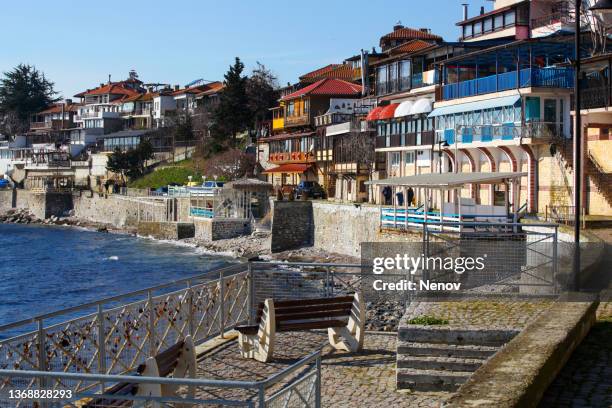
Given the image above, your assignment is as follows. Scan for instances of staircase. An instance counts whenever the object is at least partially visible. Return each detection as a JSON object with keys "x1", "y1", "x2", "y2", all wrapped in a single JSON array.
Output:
[
  {"x1": 396, "y1": 325, "x2": 517, "y2": 391},
  {"x1": 553, "y1": 136, "x2": 612, "y2": 208}
]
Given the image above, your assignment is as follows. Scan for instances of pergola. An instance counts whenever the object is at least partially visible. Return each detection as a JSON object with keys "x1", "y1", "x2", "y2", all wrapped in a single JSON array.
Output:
[{"x1": 367, "y1": 172, "x2": 527, "y2": 231}]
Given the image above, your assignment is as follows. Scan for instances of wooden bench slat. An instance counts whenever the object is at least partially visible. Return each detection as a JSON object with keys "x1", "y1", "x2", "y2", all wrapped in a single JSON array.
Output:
[
  {"x1": 278, "y1": 319, "x2": 347, "y2": 332},
  {"x1": 276, "y1": 309, "x2": 354, "y2": 322},
  {"x1": 256, "y1": 296, "x2": 355, "y2": 310},
  {"x1": 257, "y1": 303, "x2": 353, "y2": 317}
]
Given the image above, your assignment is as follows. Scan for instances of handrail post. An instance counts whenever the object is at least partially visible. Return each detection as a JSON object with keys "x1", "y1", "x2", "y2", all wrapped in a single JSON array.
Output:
[
  {"x1": 315, "y1": 356, "x2": 322, "y2": 408},
  {"x1": 219, "y1": 270, "x2": 225, "y2": 339},
  {"x1": 97, "y1": 304, "x2": 107, "y2": 393},
  {"x1": 325, "y1": 266, "x2": 330, "y2": 297},
  {"x1": 37, "y1": 319, "x2": 48, "y2": 407},
  {"x1": 258, "y1": 383, "x2": 266, "y2": 407},
  {"x1": 148, "y1": 290, "x2": 155, "y2": 356},
  {"x1": 248, "y1": 263, "x2": 254, "y2": 325},
  {"x1": 188, "y1": 280, "x2": 195, "y2": 338}
]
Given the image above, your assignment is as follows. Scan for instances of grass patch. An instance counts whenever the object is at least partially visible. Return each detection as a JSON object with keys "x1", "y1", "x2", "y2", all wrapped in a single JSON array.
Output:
[
  {"x1": 129, "y1": 167, "x2": 203, "y2": 189},
  {"x1": 407, "y1": 315, "x2": 450, "y2": 325}
]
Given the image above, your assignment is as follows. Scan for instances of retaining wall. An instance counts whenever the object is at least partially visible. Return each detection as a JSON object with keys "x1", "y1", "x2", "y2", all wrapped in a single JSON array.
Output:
[
  {"x1": 270, "y1": 200, "x2": 313, "y2": 253},
  {"x1": 445, "y1": 294, "x2": 599, "y2": 408},
  {"x1": 193, "y1": 218, "x2": 250, "y2": 241},
  {"x1": 137, "y1": 221, "x2": 195, "y2": 240}
]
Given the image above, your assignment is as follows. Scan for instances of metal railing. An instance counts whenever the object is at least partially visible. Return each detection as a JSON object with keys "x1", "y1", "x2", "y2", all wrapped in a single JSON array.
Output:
[{"x1": 0, "y1": 351, "x2": 321, "y2": 408}]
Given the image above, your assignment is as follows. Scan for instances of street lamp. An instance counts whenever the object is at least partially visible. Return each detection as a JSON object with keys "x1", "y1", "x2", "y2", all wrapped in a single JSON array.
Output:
[{"x1": 572, "y1": 0, "x2": 612, "y2": 290}]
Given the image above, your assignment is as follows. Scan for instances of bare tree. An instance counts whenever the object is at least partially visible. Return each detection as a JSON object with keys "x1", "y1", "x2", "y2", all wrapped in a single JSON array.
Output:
[{"x1": 202, "y1": 148, "x2": 256, "y2": 180}]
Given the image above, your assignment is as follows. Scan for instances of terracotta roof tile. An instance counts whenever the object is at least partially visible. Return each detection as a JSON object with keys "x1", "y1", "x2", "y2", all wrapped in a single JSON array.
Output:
[
  {"x1": 300, "y1": 64, "x2": 358, "y2": 83},
  {"x1": 380, "y1": 27, "x2": 442, "y2": 43},
  {"x1": 77, "y1": 82, "x2": 141, "y2": 97},
  {"x1": 281, "y1": 78, "x2": 362, "y2": 101},
  {"x1": 388, "y1": 39, "x2": 435, "y2": 55}
]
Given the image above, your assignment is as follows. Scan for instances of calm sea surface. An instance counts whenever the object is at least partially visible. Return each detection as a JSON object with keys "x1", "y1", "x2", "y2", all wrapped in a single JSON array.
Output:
[{"x1": 0, "y1": 223, "x2": 233, "y2": 334}]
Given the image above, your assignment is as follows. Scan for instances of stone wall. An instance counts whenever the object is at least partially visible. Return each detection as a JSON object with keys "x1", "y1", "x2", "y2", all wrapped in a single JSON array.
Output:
[
  {"x1": 311, "y1": 201, "x2": 423, "y2": 257},
  {"x1": 0, "y1": 190, "x2": 15, "y2": 212},
  {"x1": 73, "y1": 194, "x2": 169, "y2": 227},
  {"x1": 137, "y1": 221, "x2": 195, "y2": 240},
  {"x1": 0, "y1": 189, "x2": 72, "y2": 219},
  {"x1": 193, "y1": 218, "x2": 250, "y2": 241},
  {"x1": 270, "y1": 200, "x2": 313, "y2": 253}
]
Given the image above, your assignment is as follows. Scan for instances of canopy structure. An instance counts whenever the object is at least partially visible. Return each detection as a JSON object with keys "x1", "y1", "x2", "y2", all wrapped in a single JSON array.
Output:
[
  {"x1": 262, "y1": 164, "x2": 312, "y2": 174},
  {"x1": 428, "y1": 94, "x2": 521, "y2": 117},
  {"x1": 366, "y1": 171, "x2": 526, "y2": 188}
]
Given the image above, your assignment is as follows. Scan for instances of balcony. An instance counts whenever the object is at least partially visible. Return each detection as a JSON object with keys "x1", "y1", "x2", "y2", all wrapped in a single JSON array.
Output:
[
  {"x1": 375, "y1": 131, "x2": 435, "y2": 149},
  {"x1": 440, "y1": 122, "x2": 562, "y2": 145},
  {"x1": 581, "y1": 86, "x2": 612, "y2": 110},
  {"x1": 284, "y1": 114, "x2": 310, "y2": 128},
  {"x1": 268, "y1": 151, "x2": 315, "y2": 163},
  {"x1": 441, "y1": 67, "x2": 574, "y2": 101},
  {"x1": 315, "y1": 112, "x2": 353, "y2": 127}
]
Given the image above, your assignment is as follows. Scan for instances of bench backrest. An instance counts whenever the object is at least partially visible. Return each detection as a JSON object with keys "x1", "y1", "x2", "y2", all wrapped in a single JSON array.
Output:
[{"x1": 255, "y1": 295, "x2": 355, "y2": 328}]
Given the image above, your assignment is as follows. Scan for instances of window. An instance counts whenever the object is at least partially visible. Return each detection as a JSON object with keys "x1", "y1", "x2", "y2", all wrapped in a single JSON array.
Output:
[
  {"x1": 544, "y1": 99, "x2": 557, "y2": 123},
  {"x1": 399, "y1": 60, "x2": 411, "y2": 90},
  {"x1": 376, "y1": 66, "x2": 388, "y2": 95},
  {"x1": 389, "y1": 62, "x2": 398, "y2": 93},
  {"x1": 494, "y1": 13, "x2": 504, "y2": 29},
  {"x1": 484, "y1": 18, "x2": 493, "y2": 32},
  {"x1": 463, "y1": 24, "x2": 473, "y2": 38},
  {"x1": 390, "y1": 152, "x2": 401, "y2": 167},
  {"x1": 288, "y1": 101, "x2": 295, "y2": 116},
  {"x1": 405, "y1": 151, "x2": 415, "y2": 164},
  {"x1": 505, "y1": 10, "x2": 516, "y2": 25},
  {"x1": 474, "y1": 22, "x2": 482, "y2": 35}
]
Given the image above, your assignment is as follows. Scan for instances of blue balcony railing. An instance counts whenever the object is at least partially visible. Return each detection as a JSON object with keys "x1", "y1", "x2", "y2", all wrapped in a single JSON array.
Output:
[{"x1": 442, "y1": 67, "x2": 574, "y2": 100}]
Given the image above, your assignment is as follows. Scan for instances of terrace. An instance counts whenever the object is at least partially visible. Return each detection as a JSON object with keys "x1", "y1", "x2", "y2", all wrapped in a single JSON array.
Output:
[
  {"x1": 438, "y1": 40, "x2": 575, "y2": 101},
  {"x1": 0, "y1": 252, "x2": 564, "y2": 407}
]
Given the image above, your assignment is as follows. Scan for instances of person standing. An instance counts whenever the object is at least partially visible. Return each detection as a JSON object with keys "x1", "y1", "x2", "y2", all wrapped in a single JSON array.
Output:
[{"x1": 407, "y1": 187, "x2": 415, "y2": 207}]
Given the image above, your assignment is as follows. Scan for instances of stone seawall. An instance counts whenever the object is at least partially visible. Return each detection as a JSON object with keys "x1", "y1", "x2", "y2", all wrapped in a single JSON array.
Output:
[
  {"x1": 0, "y1": 190, "x2": 15, "y2": 212},
  {"x1": 193, "y1": 218, "x2": 251, "y2": 241},
  {"x1": 137, "y1": 221, "x2": 195, "y2": 240}
]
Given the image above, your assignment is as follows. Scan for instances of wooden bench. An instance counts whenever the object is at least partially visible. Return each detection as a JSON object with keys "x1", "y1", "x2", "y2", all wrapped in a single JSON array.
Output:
[
  {"x1": 84, "y1": 335, "x2": 196, "y2": 407},
  {"x1": 235, "y1": 293, "x2": 365, "y2": 362}
]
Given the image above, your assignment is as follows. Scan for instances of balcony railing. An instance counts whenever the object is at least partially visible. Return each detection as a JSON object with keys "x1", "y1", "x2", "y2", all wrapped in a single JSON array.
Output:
[
  {"x1": 374, "y1": 131, "x2": 435, "y2": 149},
  {"x1": 439, "y1": 122, "x2": 563, "y2": 145},
  {"x1": 441, "y1": 67, "x2": 574, "y2": 101},
  {"x1": 284, "y1": 114, "x2": 310, "y2": 127},
  {"x1": 268, "y1": 151, "x2": 315, "y2": 162},
  {"x1": 581, "y1": 86, "x2": 611, "y2": 110}
]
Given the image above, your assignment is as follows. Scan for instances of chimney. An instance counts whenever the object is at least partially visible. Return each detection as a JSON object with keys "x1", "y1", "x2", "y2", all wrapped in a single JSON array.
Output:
[
  {"x1": 393, "y1": 21, "x2": 403, "y2": 31},
  {"x1": 65, "y1": 99, "x2": 72, "y2": 105},
  {"x1": 419, "y1": 28, "x2": 431, "y2": 34},
  {"x1": 174, "y1": 85, "x2": 180, "y2": 91},
  {"x1": 108, "y1": 74, "x2": 111, "y2": 84},
  {"x1": 480, "y1": 6, "x2": 485, "y2": 15},
  {"x1": 100, "y1": 83, "x2": 104, "y2": 87},
  {"x1": 462, "y1": 3, "x2": 469, "y2": 20}
]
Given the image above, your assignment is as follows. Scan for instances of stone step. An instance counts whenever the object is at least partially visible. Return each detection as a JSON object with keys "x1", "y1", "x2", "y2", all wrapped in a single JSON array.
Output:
[
  {"x1": 397, "y1": 341, "x2": 498, "y2": 359},
  {"x1": 397, "y1": 354, "x2": 485, "y2": 372},
  {"x1": 398, "y1": 326, "x2": 517, "y2": 346},
  {"x1": 396, "y1": 368, "x2": 471, "y2": 392}
]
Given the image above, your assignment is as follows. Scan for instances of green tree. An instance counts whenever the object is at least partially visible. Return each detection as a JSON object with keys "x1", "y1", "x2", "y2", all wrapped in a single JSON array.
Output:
[
  {"x1": 211, "y1": 57, "x2": 251, "y2": 147},
  {"x1": 106, "y1": 140, "x2": 154, "y2": 182},
  {"x1": 0, "y1": 64, "x2": 58, "y2": 136}
]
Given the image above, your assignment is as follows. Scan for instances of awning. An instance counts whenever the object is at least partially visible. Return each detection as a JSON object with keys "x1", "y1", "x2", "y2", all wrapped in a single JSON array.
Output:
[
  {"x1": 411, "y1": 98, "x2": 433, "y2": 115},
  {"x1": 262, "y1": 164, "x2": 312, "y2": 174},
  {"x1": 378, "y1": 103, "x2": 400, "y2": 120},
  {"x1": 261, "y1": 131, "x2": 315, "y2": 141},
  {"x1": 428, "y1": 95, "x2": 521, "y2": 117},
  {"x1": 366, "y1": 106, "x2": 384, "y2": 121},
  {"x1": 366, "y1": 172, "x2": 527, "y2": 188},
  {"x1": 394, "y1": 101, "x2": 414, "y2": 118}
]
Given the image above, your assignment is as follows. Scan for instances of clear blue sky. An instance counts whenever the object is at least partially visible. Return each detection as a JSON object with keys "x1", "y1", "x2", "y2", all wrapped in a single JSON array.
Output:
[{"x1": 0, "y1": 0, "x2": 491, "y2": 99}]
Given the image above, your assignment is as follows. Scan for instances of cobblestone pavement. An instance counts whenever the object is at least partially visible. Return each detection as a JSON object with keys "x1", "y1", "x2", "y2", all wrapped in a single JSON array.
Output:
[
  {"x1": 193, "y1": 331, "x2": 449, "y2": 407},
  {"x1": 405, "y1": 298, "x2": 554, "y2": 329},
  {"x1": 539, "y1": 301, "x2": 612, "y2": 408}
]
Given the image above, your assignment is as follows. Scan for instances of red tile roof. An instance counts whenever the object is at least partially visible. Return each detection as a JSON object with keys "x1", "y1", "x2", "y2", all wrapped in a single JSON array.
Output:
[
  {"x1": 195, "y1": 81, "x2": 225, "y2": 97},
  {"x1": 38, "y1": 103, "x2": 80, "y2": 114},
  {"x1": 281, "y1": 78, "x2": 362, "y2": 101},
  {"x1": 388, "y1": 39, "x2": 435, "y2": 55},
  {"x1": 262, "y1": 163, "x2": 312, "y2": 174},
  {"x1": 299, "y1": 64, "x2": 358, "y2": 83},
  {"x1": 173, "y1": 81, "x2": 224, "y2": 96},
  {"x1": 76, "y1": 82, "x2": 141, "y2": 98},
  {"x1": 380, "y1": 27, "x2": 442, "y2": 42}
]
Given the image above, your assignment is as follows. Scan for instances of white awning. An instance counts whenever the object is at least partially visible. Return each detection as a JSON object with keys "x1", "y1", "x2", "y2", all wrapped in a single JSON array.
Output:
[
  {"x1": 394, "y1": 101, "x2": 414, "y2": 118},
  {"x1": 411, "y1": 98, "x2": 433, "y2": 115},
  {"x1": 428, "y1": 95, "x2": 521, "y2": 117}
]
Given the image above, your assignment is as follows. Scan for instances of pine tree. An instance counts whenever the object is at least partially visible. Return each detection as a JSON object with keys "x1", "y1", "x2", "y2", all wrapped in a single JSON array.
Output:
[
  {"x1": 0, "y1": 64, "x2": 58, "y2": 136},
  {"x1": 211, "y1": 57, "x2": 251, "y2": 147}
]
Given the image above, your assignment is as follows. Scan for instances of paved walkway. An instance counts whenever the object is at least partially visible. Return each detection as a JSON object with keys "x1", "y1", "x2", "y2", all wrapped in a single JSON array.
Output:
[{"x1": 194, "y1": 331, "x2": 449, "y2": 407}]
